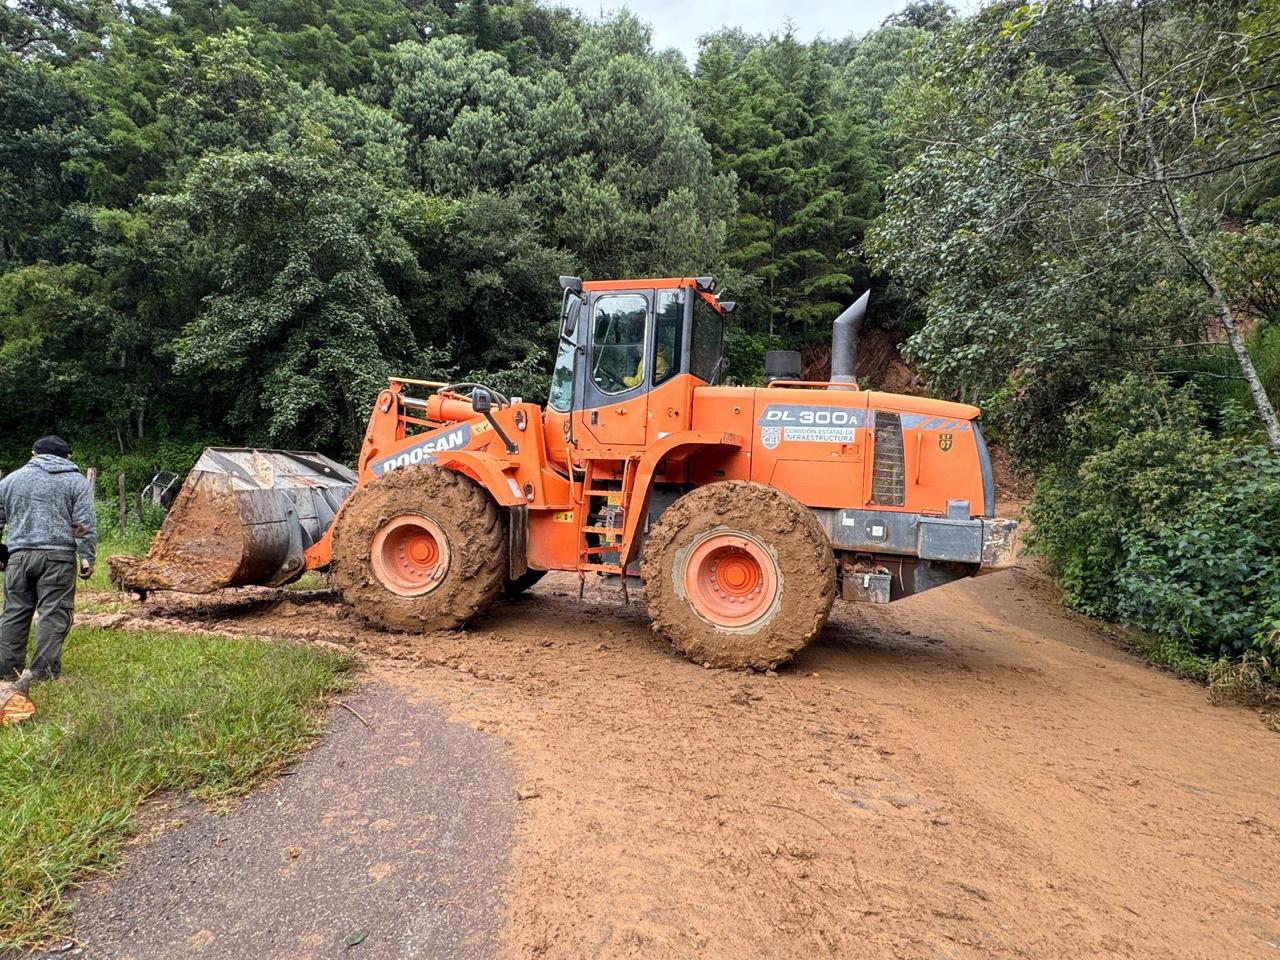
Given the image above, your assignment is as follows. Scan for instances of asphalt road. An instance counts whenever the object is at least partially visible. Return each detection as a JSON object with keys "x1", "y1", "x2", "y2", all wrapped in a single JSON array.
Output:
[{"x1": 40, "y1": 677, "x2": 514, "y2": 960}]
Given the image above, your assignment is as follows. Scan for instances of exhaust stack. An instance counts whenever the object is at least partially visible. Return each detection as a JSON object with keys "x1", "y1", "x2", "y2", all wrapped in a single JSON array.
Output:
[{"x1": 829, "y1": 290, "x2": 870, "y2": 391}]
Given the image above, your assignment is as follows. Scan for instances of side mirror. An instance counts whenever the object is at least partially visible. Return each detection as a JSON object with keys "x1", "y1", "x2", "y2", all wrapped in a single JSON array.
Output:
[
  {"x1": 471, "y1": 387, "x2": 493, "y2": 413},
  {"x1": 561, "y1": 293, "x2": 581, "y2": 337}
]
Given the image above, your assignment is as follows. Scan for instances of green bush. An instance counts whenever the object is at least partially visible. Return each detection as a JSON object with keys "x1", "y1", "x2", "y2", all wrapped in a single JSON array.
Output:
[
  {"x1": 1118, "y1": 448, "x2": 1280, "y2": 658},
  {"x1": 0, "y1": 434, "x2": 211, "y2": 499},
  {"x1": 1029, "y1": 376, "x2": 1280, "y2": 662}
]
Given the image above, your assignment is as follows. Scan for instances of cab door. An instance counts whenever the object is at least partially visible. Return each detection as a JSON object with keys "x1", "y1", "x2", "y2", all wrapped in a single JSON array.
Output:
[{"x1": 579, "y1": 290, "x2": 651, "y2": 448}]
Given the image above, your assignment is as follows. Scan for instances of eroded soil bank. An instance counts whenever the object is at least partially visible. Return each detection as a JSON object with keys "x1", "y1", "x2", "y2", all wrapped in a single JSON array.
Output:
[{"x1": 78, "y1": 561, "x2": 1280, "y2": 959}]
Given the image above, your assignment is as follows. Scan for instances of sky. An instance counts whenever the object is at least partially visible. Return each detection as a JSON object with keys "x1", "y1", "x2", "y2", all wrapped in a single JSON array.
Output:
[{"x1": 564, "y1": 0, "x2": 910, "y2": 63}]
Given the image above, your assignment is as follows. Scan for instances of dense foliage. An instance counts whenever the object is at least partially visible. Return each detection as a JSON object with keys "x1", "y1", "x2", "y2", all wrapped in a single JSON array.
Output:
[
  {"x1": 0, "y1": 0, "x2": 909, "y2": 457},
  {"x1": 1028, "y1": 378, "x2": 1280, "y2": 660}
]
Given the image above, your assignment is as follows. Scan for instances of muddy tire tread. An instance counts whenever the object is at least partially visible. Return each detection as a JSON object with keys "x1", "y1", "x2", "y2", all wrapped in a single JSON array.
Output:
[
  {"x1": 640, "y1": 481, "x2": 835, "y2": 670},
  {"x1": 330, "y1": 467, "x2": 506, "y2": 631}
]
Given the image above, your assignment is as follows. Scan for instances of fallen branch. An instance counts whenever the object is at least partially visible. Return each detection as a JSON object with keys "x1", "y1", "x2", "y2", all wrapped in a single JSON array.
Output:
[{"x1": 338, "y1": 701, "x2": 372, "y2": 729}]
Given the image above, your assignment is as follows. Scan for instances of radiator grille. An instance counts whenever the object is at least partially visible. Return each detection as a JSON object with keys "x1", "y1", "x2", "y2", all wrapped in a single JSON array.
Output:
[{"x1": 871, "y1": 411, "x2": 906, "y2": 506}]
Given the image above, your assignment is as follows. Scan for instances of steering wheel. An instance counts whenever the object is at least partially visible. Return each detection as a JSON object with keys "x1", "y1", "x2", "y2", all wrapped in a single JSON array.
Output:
[{"x1": 595, "y1": 367, "x2": 627, "y2": 391}]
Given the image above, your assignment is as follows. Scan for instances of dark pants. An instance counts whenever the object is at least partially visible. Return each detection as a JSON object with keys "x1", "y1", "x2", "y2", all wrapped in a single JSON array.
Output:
[{"x1": 1, "y1": 549, "x2": 78, "y2": 680}]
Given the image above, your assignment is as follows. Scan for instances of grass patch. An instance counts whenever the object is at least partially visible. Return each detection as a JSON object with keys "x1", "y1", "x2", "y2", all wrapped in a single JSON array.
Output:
[
  {"x1": 1114, "y1": 629, "x2": 1215, "y2": 682},
  {"x1": 283, "y1": 570, "x2": 328, "y2": 592},
  {"x1": 85, "y1": 524, "x2": 155, "y2": 593},
  {"x1": 1209, "y1": 651, "x2": 1280, "y2": 732},
  {"x1": 0, "y1": 627, "x2": 355, "y2": 948}
]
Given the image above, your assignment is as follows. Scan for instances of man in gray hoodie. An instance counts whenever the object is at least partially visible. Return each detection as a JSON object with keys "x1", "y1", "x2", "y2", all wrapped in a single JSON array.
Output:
[{"x1": 0, "y1": 436, "x2": 97, "y2": 681}]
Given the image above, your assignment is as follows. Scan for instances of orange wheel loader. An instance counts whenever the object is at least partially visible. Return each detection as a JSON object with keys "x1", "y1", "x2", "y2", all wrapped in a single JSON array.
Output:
[{"x1": 113, "y1": 277, "x2": 1017, "y2": 669}]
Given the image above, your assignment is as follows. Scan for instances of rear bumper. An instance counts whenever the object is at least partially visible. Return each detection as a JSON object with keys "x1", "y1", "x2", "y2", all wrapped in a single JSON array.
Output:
[{"x1": 814, "y1": 505, "x2": 1019, "y2": 570}]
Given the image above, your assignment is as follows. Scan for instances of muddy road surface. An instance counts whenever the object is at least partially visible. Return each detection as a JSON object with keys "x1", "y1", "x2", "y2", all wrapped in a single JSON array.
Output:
[{"x1": 79, "y1": 562, "x2": 1280, "y2": 960}]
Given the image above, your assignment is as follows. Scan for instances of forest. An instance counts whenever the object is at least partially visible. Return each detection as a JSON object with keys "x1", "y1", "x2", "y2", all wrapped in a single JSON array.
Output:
[{"x1": 2, "y1": 0, "x2": 1278, "y2": 670}]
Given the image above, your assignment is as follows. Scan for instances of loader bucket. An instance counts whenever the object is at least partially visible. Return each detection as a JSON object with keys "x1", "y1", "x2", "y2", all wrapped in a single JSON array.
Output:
[{"x1": 109, "y1": 448, "x2": 357, "y2": 594}]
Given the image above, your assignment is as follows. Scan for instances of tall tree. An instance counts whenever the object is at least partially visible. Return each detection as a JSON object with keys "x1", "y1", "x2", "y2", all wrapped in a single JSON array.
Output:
[
  {"x1": 869, "y1": 0, "x2": 1280, "y2": 451},
  {"x1": 0, "y1": 54, "x2": 98, "y2": 266},
  {"x1": 693, "y1": 28, "x2": 882, "y2": 341}
]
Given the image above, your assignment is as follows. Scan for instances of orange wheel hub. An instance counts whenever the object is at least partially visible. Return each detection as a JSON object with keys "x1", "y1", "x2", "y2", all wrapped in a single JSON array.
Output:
[
  {"x1": 683, "y1": 531, "x2": 779, "y2": 629},
  {"x1": 371, "y1": 514, "x2": 450, "y2": 597}
]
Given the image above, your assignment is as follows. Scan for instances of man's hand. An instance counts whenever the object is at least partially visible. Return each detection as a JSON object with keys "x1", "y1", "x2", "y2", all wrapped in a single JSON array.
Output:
[{"x1": 78, "y1": 559, "x2": 93, "y2": 581}]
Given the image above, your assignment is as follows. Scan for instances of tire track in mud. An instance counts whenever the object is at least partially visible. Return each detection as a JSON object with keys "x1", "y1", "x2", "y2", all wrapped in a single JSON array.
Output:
[{"x1": 79, "y1": 563, "x2": 1280, "y2": 960}]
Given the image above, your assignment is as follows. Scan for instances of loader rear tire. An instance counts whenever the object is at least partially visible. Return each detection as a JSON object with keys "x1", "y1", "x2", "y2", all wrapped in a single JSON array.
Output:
[
  {"x1": 641, "y1": 481, "x2": 835, "y2": 670},
  {"x1": 330, "y1": 466, "x2": 506, "y2": 632}
]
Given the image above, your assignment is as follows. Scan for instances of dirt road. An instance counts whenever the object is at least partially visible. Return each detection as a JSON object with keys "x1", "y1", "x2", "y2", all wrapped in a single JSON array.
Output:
[{"x1": 78, "y1": 559, "x2": 1280, "y2": 959}]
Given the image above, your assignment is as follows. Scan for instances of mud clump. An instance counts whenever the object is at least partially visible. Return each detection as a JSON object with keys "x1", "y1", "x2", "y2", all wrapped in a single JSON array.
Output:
[{"x1": 112, "y1": 480, "x2": 247, "y2": 593}]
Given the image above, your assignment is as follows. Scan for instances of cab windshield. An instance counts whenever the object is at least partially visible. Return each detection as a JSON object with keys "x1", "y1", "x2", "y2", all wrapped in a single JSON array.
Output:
[
  {"x1": 548, "y1": 336, "x2": 575, "y2": 412},
  {"x1": 590, "y1": 294, "x2": 649, "y2": 394}
]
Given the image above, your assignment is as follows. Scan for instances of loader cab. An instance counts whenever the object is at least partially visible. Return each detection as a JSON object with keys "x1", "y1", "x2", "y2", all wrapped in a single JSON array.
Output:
[{"x1": 545, "y1": 277, "x2": 729, "y2": 458}]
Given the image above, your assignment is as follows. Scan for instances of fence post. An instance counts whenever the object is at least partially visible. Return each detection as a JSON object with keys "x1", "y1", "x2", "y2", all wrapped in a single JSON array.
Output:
[
  {"x1": 86, "y1": 468, "x2": 97, "y2": 501},
  {"x1": 118, "y1": 472, "x2": 127, "y2": 534}
]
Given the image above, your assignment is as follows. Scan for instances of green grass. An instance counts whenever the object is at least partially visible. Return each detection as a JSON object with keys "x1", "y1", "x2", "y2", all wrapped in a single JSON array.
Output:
[
  {"x1": 1115, "y1": 629, "x2": 1215, "y2": 682},
  {"x1": 85, "y1": 520, "x2": 156, "y2": 592},
  {"x1": 0, "y1": 627, "x2": 355, "y2": 948},
  {"x1": 283, "y1": 570, "x2": 328, "y2": 591}
]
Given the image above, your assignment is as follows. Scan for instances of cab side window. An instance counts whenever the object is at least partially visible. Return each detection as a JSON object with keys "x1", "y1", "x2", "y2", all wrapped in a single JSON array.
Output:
[
  {"x1": 690, "y1": 295, "x2": 724, "y2": 383},
  {"x1": 591, "y1": 294, "x2": 648, "y2": 395},
  {"x1": 652, "y1": 290, "x2": 684, "y2": 387}
]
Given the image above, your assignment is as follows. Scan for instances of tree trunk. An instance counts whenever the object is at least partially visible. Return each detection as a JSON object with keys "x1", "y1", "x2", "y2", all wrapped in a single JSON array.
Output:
[
  {"x1": 1152, "y1": 174, "x2": 1280, "y2": 452},
  {"x1": 1092, "y1": 13, "x2": 1280, "y2": 453}
]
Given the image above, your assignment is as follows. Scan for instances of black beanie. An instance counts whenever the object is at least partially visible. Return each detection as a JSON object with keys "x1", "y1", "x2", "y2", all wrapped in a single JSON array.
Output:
[{"x1": 32, "y1": 436, "x2": 71, "y2": 458}]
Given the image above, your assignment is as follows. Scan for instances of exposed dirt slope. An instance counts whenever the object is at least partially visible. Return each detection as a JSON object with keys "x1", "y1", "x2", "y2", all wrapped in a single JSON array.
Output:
[
  {"x1": 802, "y1": 327, "x2": 924, "y2": 395},
  {"x1": 80, "y1": 561, "x2": 1280, "y2": 960}
]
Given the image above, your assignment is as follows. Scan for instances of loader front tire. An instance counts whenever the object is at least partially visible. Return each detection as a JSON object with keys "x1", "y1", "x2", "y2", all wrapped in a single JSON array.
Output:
[
  {"x1": 641, "y1": 481, "x2": 835, "y2": 670},
  {"x1": 331, "y1": 466, "x2": 506, "y2": 632}
]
